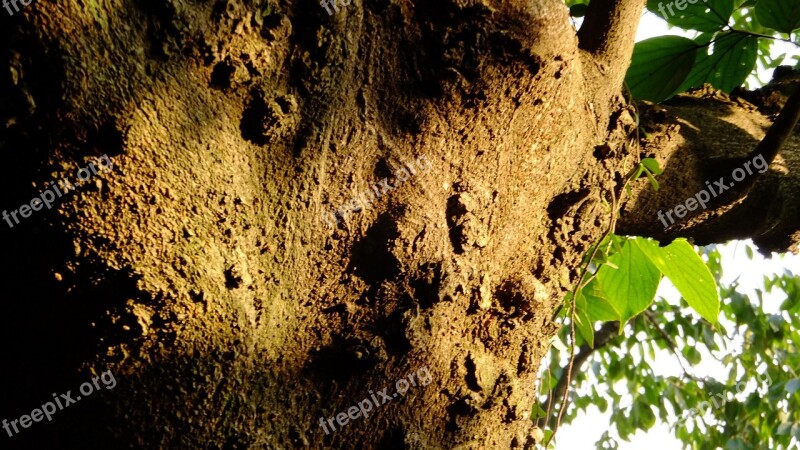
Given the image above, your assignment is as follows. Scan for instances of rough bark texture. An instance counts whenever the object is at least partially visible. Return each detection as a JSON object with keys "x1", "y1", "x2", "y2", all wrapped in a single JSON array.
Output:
[{"x1": 0, "y1": 0, "x2": 796, "y2": 449}]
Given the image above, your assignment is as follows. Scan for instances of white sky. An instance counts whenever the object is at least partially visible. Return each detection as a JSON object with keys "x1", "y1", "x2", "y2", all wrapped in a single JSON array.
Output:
[{"x1": 556, "y1": 11, "x2": 800, "y2": 450}]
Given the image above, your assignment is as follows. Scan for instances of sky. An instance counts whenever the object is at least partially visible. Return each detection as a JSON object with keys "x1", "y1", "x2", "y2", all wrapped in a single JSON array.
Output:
[{"x1": 554, "y1": 9, "x2": 800, "y2": 450}]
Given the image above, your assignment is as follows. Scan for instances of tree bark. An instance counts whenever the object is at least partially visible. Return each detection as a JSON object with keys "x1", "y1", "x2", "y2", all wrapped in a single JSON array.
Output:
[{"x1": 0, "y1": 0, "x2": 795, "y2": 449}]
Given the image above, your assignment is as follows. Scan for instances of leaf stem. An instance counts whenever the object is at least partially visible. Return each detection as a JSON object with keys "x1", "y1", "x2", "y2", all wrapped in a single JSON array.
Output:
[{"x1": 726, "y1": 27, "x2": 799, "y2": 46}]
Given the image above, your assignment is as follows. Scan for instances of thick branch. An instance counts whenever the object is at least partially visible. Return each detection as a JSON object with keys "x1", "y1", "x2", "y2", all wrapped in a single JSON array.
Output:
[
  {"x1": 700, "y1": 84, "x2": 800, "y2": 201},
  {"x1": 616, "y1": 84, "x2": 800, "y2": 254},
  {"x1": 577, "y1": 0, "x2": 645, "y2": 88}
]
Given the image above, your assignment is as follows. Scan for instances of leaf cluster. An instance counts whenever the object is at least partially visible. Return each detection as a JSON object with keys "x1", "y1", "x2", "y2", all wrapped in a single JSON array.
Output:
[
  {"x1": 542, "y1": 243, "x2": 800, "y2": 449},
  {"x1": 572, "y1": 0, "x2": 800, "y2": 102},
  {"x1": 568, "y1": 235, "x2": 720, "y2": 349}
]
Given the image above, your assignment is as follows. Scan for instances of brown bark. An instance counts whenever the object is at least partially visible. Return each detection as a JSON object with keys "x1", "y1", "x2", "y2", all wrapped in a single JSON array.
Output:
[{"x1": 0, "y1": 0, "x2": 794, "y2": 449}]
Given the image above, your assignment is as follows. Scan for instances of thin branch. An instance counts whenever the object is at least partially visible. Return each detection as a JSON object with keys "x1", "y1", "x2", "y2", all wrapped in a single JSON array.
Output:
[
  {"x1": 643, "y1": 311, "x2": 699, "y2": 382},
  {"x1": 549, "y1": 297, "x2": 578, "y2": 444},
  {"x1": 751, "y1": 83, "x2": 800, "y2": 165},
  {"x1": 536, "y1": 320, "x2": 621, "y2": 429},
  {"x1": 725, "y1": 27, "x2": 799, "y2": 46}
]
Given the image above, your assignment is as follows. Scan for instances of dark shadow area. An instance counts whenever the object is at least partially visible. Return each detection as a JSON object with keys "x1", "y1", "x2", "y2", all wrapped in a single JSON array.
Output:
[
  {"x1": 348, "y1": 211, "x2": 402, "y2": 284},
  {"x1": 307, "y1": 336, "x2": 383, "y2": 383},
  {"x1": 410, "y1": 261, "x2": 443, "y2": 309}
]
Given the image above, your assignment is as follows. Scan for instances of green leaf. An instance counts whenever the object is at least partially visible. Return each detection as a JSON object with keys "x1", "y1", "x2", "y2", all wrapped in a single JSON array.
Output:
[
  {"x1": 583, "y1": 278, "x2": 621, "y2": 322},
  {"x1": 633, "y1": 164, "x2": 645, "y2": 181},
  {"x1": 725, "y1": 438, "x2": 749, "y2": 450},
  {"x1": 632, "y1": 399, "x2": 657, "y2": 430},
  {"x1": 647, "y1": 0, "x2": 735, "y2": 32},
  {"x1": 694, "y1": 31, "x2": 717, "y2": 47},
  {"x1": 573, "y1": 295, "x2": 596, "y2": 348},
  {"x1": 542, "y1": 429, "x2": 554, "y2": 448},
  {"x1": 569, "y1": 3, "x2": 588, "y2": 17},
  {"x1": 644, "y1": 168, "x2": 660, "y2": 191},
  {"x1": 595, "y1": 239, "x2": 662, "y2": 323},
  {"x1": 532, "y1": 403, "x2": 548, "y2": 421},
  {"x1": 641, "y1": 157, "x2": 664, "y2": 175},
  {"x1": 596, "y1": 396, "x2": 609, "y2": 413},
  {"x1": 635, "y1": 238, "x2": 721, "y2": 325},
  {"x1": 682, "y1": 346, "x2": 702, "y2": 365},
  {"x1": 677, "y1": 31, "x2": 759, "y2": 93},
  {"x1": 626, "y1": 36, "x2": 699, "y2": 102},
  {"x1": 755, "y1": 0, "x2": 800, "y2": 33},
  {"x1": 573, "y1": 277, "x2": 623, "y2": 348}
]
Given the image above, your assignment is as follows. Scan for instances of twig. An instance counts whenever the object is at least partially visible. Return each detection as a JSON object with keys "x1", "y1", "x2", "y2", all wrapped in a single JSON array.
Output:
[
  {"x1": 643, "y1": 310, "x2": 699, "y2": 382},
  {"x1": 536, "y1": 321, "x2": 620, "y2": 429},
  {"x1": 543, "y1": 116, "x2": 647, "y2": 445},
  {"x1": 725, "y1": 27, "x2": 799, "y2": 46},
  {"x1": 545, "y1": 188, "x2": 619, "y2": 447}
]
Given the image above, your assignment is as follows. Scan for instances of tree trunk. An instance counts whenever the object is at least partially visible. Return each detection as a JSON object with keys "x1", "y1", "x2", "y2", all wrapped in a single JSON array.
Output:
[{"x1": 0, "y1": 0, "x2": 796, "y2": 449}]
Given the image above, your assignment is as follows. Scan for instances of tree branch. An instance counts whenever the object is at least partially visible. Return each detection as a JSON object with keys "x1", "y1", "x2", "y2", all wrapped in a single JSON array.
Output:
[
  {"x1": 577, "y1": 0, "x2": 645, "y2": 86},
  {"x1": 616, "y1": 80, "x2": 800, "y2": 254},
  {"x1": 701, "y1": 84, "x2": 800, "y2": 201}
]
